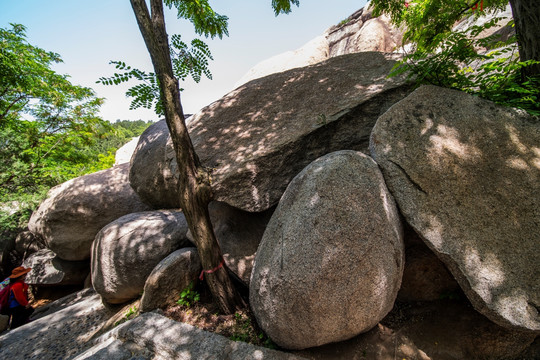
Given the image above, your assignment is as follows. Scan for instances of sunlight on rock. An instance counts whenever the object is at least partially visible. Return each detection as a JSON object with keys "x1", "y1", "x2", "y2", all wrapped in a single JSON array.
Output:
[
  {"x1": 506, "y1": 124, "x2": 528, "y2": 154},
  {"x1": 420, "y1": 117, "x2": 433, "y2": 135},
  {"x1": 423, "y1": 215, "x2": 445, "y2": 250},
  {"x1": 308, "y1": 193, "x2": 321, "y2": 208},
  {"x1": 506, "y1": 157, "x2": 530, "y2": 170},
  {"x1": 494, "y1": 291, "x2": 540, "y2": 330},
  {"x1": 465, "y1": 248, "x2": 505, "y2": 302},
  {"x1": 429, "y1": 124, "x2": 482, "y2": 163}
]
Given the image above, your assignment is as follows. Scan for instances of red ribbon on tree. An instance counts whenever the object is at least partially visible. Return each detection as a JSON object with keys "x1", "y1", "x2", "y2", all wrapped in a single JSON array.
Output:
[
  {"x1": 199, "y1": 260, "x2": 225, "y2": 280},
  {"x1": 471, "y1": 0, "x2": 484, "y2": 12}
]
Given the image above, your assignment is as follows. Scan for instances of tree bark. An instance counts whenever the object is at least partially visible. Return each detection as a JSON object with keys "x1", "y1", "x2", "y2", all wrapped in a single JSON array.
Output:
[
  {"x1": 509, "y1": 0, "x2": 540, "y2": 78},
  {"x1": 130, "y1": 0, "x2": 244, "y2": 314}
]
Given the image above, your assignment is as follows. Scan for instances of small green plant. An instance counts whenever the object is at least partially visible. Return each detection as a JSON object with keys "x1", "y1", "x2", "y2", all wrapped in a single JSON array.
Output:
[
  {"x1": 114, "y1": 305, "x2": 139, "y2": 326},
  {"x1": 228, "y1": 311, "x2": 276, "y2": 349},
  {"x1": 176, "y1": 281, "x2": 200, "y2": 307},
  {"x1": 338, "y1": 17, "x2": 352, "y2": 26},
  {"x1": 124, "y1": 306, "x2": 137, "y2": 319}
]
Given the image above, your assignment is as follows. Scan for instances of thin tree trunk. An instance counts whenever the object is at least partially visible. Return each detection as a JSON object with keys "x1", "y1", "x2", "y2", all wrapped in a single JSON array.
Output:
[
  {"x1": 130, "y1": 0, "x2": 244, "y2": 314},
  {"x1": 509, "y1": 0, "x2": 540, "y2": 78}
]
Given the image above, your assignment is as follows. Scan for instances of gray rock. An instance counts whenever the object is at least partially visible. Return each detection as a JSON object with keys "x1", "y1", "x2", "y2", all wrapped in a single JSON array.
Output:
[
  {"x1": 83, "y1": 312, "x2": 306, "y2": 360},
  {"x1": 0, "y1": 290, "x2": 111, "y2": 359},
  {"x1": 129, "y1": 120, "x2": 179, "y2": 209},
  {"x1": 326, "y1": 6, "x2": 402, "y2": 57},
  {"x1": 187, "y1": 201, "x2": 274, "y2": 284},
  {"x1": 28, "y1": 163, "x2": 151, "y2": 261},
  {"x1": 370, "y1": 85, "x2": 540, "y2": 332},
  {"x1": 250, "y1": 151, "x2": 404, "y2": 350},
  {"x1": 92, "y1": 210, "x2": 190, "y2": 304},
  {"x1": 22, "y1": 249, "x2": 89, "y2": 286},
  {"x1": 130, "y1": 52, "x2": 412, "y2": 212},
  {"x1": 140, "y1": 248, "x2": 201, "y2": 312}
]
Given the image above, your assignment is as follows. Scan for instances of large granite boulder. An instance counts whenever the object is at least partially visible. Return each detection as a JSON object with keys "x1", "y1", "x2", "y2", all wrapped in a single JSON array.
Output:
[
  {"x1": 234, "y1": 35, "x2": 329, "y2": 88},
  {"x1": 28, "y1": 163, "x2": 151, "y2": 261},
  {"x1": 129, "y1": 120, "x2": 179, "y2": 209},
  {"x1": 92, "y1": 210, "x2": 190, "y2": 304},
  {"x1": 130, "y1": 52, "x2": 412, "y2": 211},
  {"x1": 235, "y1": 5, "x2": 403, "y2": 87},
  {"x1": 23, "y1": 249, "x2": 89, "y2": 286},
  {"x1": 140, "y1": 248, "x2": 201, "y2": 312},
  {"x1": 370, "y1": 85, "x2": 540, "y2": 332},
  {"x1": 250, "y1": 151, "x2": 405, "y2": 350},
  {"x1": 187, "y1": 201, "x2": 274, "y2": 284}
]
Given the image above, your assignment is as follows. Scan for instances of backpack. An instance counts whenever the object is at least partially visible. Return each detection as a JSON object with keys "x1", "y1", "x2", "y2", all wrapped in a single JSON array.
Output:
[{"x1": 0, "y1": 278, "x2": 12, "y2": 314}]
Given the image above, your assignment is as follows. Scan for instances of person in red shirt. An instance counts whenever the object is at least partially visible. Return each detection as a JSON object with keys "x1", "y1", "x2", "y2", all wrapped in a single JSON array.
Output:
[{"x1": 6, "y1": 266, "x2": 34, "y2": 329}]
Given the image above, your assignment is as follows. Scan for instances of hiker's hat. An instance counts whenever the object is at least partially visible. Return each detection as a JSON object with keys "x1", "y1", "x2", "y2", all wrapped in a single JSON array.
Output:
[{"x1": 9, "y1": 266, "x2": 31, "y2": 279}]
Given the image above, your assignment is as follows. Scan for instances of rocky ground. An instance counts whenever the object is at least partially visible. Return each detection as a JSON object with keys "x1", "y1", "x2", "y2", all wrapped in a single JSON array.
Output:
[{"x1": 0, "y1": 284, "x2": 538, "y2": 359}]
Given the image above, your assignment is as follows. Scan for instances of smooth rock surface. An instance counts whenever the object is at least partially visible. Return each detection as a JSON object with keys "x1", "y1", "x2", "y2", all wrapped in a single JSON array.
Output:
[
  {"x1": 131, "y1": 52, "x2": 411, "y2": 211},
  {"x1": 92, "y1": 210, "x2": 190, "y2": 304},
  {"x1": 129, "y1": 120, "x2": 179, "y2": 209},
  {"x1": 23, "y1": 249, "x2": 89, "y2": 286},
  {"x1": 28, "y1": 163, "x2": 151, "y2": 261},
  {"x1": 140, "y1": 247, "x2": 201, "y2": 312},
  {"x1": 76, "y1": 312, "x2": 306, "y2": 360},
  {"x1": 370, "y1": 85, "x2": 540, "y2": 332},
  {"x1": 250, "y1": 151, "x2": 404, "y2": 350}
]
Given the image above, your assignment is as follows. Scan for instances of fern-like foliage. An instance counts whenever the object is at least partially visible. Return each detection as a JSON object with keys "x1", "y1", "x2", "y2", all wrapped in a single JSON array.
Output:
[
  {"x1": 98, "y1": 35, "x2": 214, "y2": 116},
  {"x1": 390, "y1": 17, "x2": 540, "y2": 116},
  {"x1": 271, "y1": 0, "x2": 300, "y2": 15},
  {"x1": 164, "y1": 0, "x2": 229, "y2": 39}
]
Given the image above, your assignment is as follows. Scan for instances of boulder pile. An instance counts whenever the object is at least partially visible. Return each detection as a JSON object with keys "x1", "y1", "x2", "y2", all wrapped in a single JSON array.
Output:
[{"x1": 13, "y1": 4, "x2": 538, "y2": 358}]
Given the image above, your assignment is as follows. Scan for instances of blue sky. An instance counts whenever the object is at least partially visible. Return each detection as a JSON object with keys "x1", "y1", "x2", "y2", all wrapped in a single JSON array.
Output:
[{"x1": 1, "y1": 1, "x2": 367, "y2": 121}]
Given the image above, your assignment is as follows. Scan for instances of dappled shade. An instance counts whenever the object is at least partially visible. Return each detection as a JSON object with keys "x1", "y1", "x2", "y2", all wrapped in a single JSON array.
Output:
[{"x1": 370, "y1": 85, "x2": 540, "y2": 332}]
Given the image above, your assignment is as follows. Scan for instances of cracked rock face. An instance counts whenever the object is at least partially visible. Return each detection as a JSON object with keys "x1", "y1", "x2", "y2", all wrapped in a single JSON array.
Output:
[{"x1": 370, "y1": 85, "x2": 540, "y2": 333}]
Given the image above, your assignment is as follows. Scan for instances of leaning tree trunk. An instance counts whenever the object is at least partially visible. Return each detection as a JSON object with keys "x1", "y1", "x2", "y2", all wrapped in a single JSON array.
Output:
[
  {"x1": 509, "y1": 0, "x2": 540, "y2": 78},
  {"x1": 130, "y1": 0, "x2": 244, "y2": 314}
]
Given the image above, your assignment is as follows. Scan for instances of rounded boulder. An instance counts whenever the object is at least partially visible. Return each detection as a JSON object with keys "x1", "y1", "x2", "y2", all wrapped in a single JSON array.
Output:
[
  {"x1": 250, "y1": 150, "x2": 404, "y2": 350},
  {"x1": 92, "y1": 210, "x2": 190, "y2": 304}
]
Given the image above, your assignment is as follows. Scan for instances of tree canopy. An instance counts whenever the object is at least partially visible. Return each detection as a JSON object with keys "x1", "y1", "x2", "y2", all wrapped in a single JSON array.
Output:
[
  {"x1": 369, "y1": 0, "x2": 540, "y2": 115},
  {"x1": 0, "y1": 24, "x2": 112, "y2": 196}
]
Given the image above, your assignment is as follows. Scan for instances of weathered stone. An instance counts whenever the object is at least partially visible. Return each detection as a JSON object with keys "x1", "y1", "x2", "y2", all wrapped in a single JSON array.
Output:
[
  {"x1": 28, "y1": 163, "x2": 151, "y2": 261},
  {"x1": 328, "y1": 15, "x2": 402, "y2": 57},
  {"x1": 114, "y1": 136, "x2": 139, "y2": 166},
  {"x1": 187, "y1": 201, "x2": 274, "y2": 284},
  {"x1": 370, "y1": 85, "x2": 540, "y2": 332},
  {"x1": 250, "y1": 151, "x2": 404, "y2": 350},
  {"x1": 130, "y1": 52, "x2": 412, "y2": 211},
  {"x1": 77, "y1": 313, "x2": 306, "y2": 360},
  {"x1": 128, "y1": 121, "x2": 179, "y2": 209},
  {"x1": 140, "y1": 248, "x2": 201, "y2": 312},
  {"x1": 92, "y1": 210, "x2": 190, "y2": 304},
  {"x1": 23, "y1": 249, "x2": 89, "y2": 286},
  {"x1": 234, "y1": 35, "x2": 329, "y2": 87}
]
